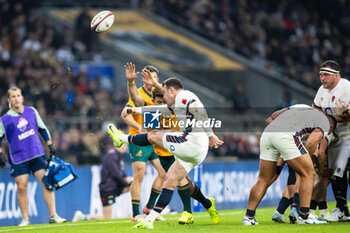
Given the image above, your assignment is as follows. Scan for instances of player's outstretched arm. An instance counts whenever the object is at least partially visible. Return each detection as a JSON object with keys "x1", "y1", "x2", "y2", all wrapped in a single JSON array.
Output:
[
  {"x1": 125, "y1": 62, "x2": 145, "y2": 107},
  {"x1": 122, "y1": 105, "x2": 171, "y2": 119},
  {"x1": 186, "y1": 98, "x2": 224, "y2": 148},
  {"x1": 304, "y1": 128, "x2": 324, "y2": 156},
  {"x1": 121, "y1": 106, "x2": 137, "y2": 118},
  {"x1": 317, "y1": 138, "x2": 332, "y2": 177},
  {"x1": 121, "y1": 114, "x2": 143, "y2": 133}
]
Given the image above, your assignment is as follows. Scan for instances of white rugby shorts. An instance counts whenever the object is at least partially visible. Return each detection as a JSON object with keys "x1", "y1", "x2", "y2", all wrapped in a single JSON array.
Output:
[
  {"x1": 162, "y1": 131, "x2": 208, "y2": 172},
  {"x1": 327, "y1": 139, "x2": 350, "y2": 177},
  {"x1": 260, "y1": 132, "x2": 308, "y2": 162}
]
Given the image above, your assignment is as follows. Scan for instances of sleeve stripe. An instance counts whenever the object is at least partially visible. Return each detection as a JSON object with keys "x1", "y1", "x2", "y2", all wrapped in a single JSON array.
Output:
[
  {"x1": 315, "y1": 127, "x2": 325, "y2": 136},
  {"x1": 312, "y1": 102, "x2": 321, "y2": 109}
]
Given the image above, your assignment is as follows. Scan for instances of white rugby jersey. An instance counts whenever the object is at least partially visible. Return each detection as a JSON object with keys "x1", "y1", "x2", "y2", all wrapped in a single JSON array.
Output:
[
  {"x1": 265, "y1": 105, "x2": 330, "y2": 137},
  {"x1": 170, "y1": 90, "x2": 212, "y2": 135},
  {"x1": 314, "y1": 78, "x2": 350, "y2": 140}
]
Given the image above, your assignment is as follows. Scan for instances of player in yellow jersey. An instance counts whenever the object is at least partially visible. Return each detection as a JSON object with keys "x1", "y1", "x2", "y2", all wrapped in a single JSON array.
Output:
[{"x1": 121, "y1": 63, "x2": 166, "y2": 221}]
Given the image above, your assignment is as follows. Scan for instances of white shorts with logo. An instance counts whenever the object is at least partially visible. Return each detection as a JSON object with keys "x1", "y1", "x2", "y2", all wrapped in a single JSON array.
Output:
[
  {"x1": 327, "y1": 138, "x2": 350, "y2": 177},
  {"x1": 260, "y1": 132, "x2": 307, "y2": 162},
  {"x1": 162, "y1": 131, "x2": 208, "y2": 172}
]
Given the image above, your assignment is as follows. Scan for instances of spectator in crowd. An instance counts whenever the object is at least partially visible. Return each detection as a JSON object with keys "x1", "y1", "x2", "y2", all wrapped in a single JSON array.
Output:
[
  {"x1": 230, "y1": 83, "x2": 250, "y2": 113},
  {"x1": 277, "y1": 90, "x2": 297, "y2": 109}
]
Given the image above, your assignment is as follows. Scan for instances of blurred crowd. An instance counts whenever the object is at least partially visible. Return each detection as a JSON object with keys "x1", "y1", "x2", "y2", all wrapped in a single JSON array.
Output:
[
  {"x1": 0, "y1": 0, "x2": 261, "y2": 165},
  {"x1": 148, "y1": 0, "x2": 350, "y2": 89},
  {"x1": 0, "y1": 0, "x2": 129, "y2": 165}
]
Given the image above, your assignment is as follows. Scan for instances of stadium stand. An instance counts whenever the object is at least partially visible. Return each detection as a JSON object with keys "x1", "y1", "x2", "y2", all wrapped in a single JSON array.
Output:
[
  {"x1": 150, "y1": 0, "x2": 350, "y2": 89},
  {"x1": 5, "y1": 0, "x2": 345, "y2": 162}
]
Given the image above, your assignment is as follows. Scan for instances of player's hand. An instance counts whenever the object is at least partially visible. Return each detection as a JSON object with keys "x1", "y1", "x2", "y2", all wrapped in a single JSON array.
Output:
[
  {"x1": 48, "y1": 144, "x2": 57, "y2": 157},
  {"x1": 0, "y1": 152, "x2": 6, "y2": 168},
  {"x1": 124, "y1": 62, "x2": 140, "y2": 82},
  {"x1": 141, "y1": 69, "x2": 157, "y2": 86},
  {"x1": 335, "y1": 99, "x2": 349, "y2": 116},
  {"x1": 121, "y1": 107, "x2": 136, "y2": 118},
  {"x1": 209, "y1": 134, "x2": 224, "y2": 149}
]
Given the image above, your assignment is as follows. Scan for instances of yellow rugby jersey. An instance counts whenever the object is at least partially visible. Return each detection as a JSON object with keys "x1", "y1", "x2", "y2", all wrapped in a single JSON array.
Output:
[
  {"x1": 126, "y1": 87, "x2": 154, "y2": 135},
  {"x1": 153, "y1": 114, "x2": 180, "y2": 157}
]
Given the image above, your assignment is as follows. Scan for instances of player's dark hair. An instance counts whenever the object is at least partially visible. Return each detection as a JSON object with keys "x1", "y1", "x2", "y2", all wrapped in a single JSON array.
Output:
[
  {"x1": 320, "y1": 60, "x2": 340, "y2": 72},
  {"x1": 144, "y1": 65, "x2": 158, "y2": 74},
  {"x1": 162, "y1": 77, "x2": 184, "y2": 90},
  {"x1": 151, "y1": 88, "x2": 164, "y2": 99}
]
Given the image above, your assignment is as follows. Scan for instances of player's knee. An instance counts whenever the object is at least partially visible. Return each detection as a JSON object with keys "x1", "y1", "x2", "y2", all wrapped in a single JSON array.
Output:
[
  {"x1": 16, "y1": 183, "x2": 27, "y2": 194},
  {"x1": 158, "y1": 171, "x2": 166, "y2": 181},
  {"x1": 147, "y1": 131, "x2": 156, "y2": 144},
  {"x1": 298, "y1": 169, "x2": 315, "y2": 180},
  {"x1": 164, "y1": 176, "x2": 176, "y2": 189},
  {"x1": 256, "y1": 176, "x2": 270, "y2": 188},
  {"x1": 134, "y1": 169, "x2": 145, "y2": 181}
]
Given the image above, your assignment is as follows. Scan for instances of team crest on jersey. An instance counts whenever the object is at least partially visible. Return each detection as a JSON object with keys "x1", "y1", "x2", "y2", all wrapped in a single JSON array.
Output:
[
  {"x1": 320, "y1": 97, "x2": 323, "y2": 101},
  {"x1": 17, "y1": 117, "x2": 28, "y2": 132},
  {"x1": 182, "y1": 99, "x2": 187, "y2": 105},
  {"x1": 331, "y1": 96, "x2": 335, "y2": 102}
]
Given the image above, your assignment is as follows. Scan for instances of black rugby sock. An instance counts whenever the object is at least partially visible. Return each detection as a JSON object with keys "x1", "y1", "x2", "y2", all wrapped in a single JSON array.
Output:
[{"x1": 128, "y1": 133, "x2": 151, "y2": 146}]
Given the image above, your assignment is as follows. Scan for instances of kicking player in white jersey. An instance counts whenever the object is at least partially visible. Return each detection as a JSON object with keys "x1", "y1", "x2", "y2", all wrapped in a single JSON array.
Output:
[
  {"x1": 243, "y1": 105, "x2": 336, "y2": 225},
  {"x1": 313, "y1": 60, "x2": 350, "y2": 222},
  {"x1": 108, "y1": 77, "x2": 223, "y2": 229}
]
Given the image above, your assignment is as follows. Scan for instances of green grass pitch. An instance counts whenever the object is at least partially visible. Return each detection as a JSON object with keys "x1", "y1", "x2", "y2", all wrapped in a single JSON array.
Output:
[{"x1": 0, "y1": 202, "x2": 349, "y2": 233}]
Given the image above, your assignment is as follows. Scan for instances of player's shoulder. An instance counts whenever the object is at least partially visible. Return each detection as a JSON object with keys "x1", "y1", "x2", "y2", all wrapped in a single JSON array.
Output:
[
  {"x1": 177, "y1": 90, "x2": 198, "y2": 100},
  {"x1": 340, "y1": 78, "x2": 350, "y2": 88},
  {"x1": 138, "y1": 87, "x2": 152, "y2": 97},
  {"x1": 27, "y1": 106, "x2": 37, "y2": 111},
  {"x1": 315, "y1": 85, "x2": 326, "y2": 95},
  {"x1": 175, "y1": 90, "x2": 197, "y2": 105}
]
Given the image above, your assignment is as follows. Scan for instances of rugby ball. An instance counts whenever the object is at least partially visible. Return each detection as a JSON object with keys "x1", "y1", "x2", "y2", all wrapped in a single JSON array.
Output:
[{"x1": 90, "y1": 10, "x2": 115, "y2": 32}]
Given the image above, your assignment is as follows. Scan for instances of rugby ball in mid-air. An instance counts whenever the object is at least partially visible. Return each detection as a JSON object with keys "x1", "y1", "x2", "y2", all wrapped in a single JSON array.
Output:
[{"x1": 90, "y1": 10, "x2": 115, "y2": 32}]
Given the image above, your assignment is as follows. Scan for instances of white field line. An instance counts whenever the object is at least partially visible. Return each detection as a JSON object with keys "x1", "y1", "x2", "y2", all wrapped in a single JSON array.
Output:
[{"x1": 0, "y1": 211, "x2": 244, "y2": 232}]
